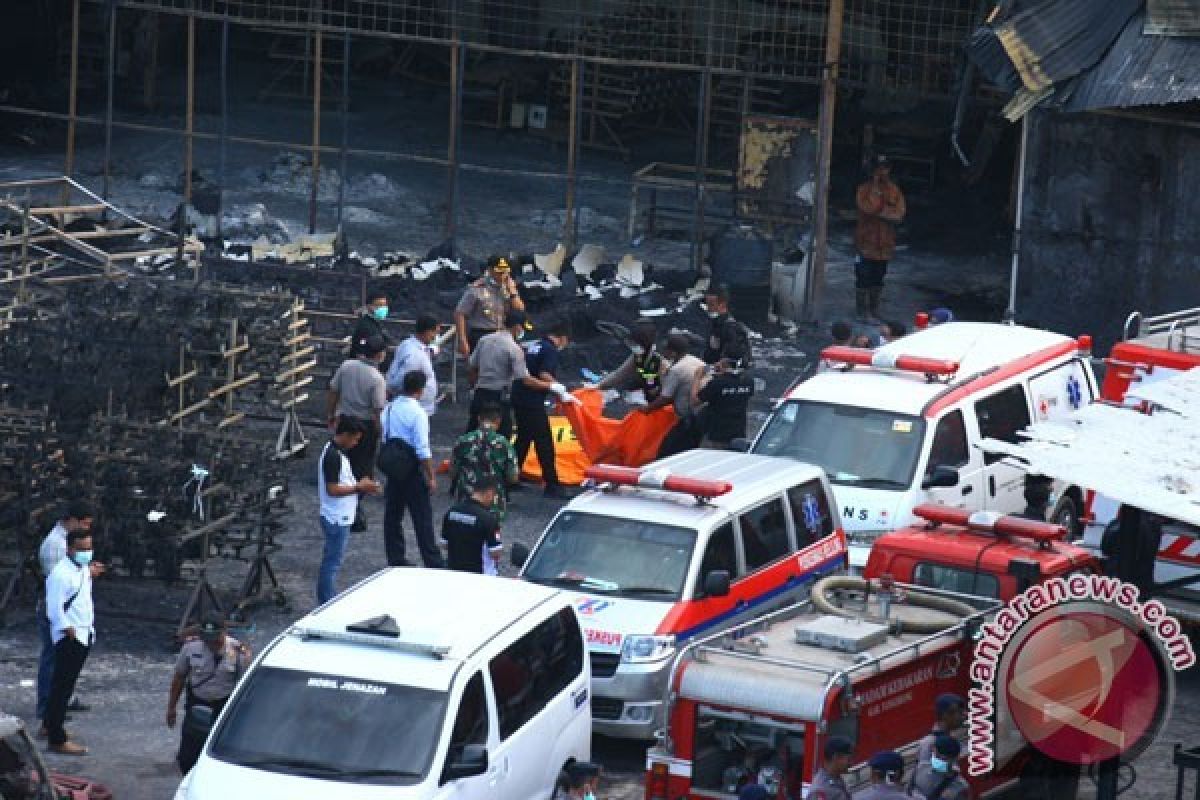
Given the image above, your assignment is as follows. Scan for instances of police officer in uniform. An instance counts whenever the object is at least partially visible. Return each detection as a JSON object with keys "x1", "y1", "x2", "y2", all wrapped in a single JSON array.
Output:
[
  {"x1": 916, "y1": 693, "x2": 964, "y2": 765},
  {"x1": 809, "y1": 736, "x2": 853, "y2": 800},
  {"x1": 167, "y1": 613, "x2": 251, "y2": 773},
  {"x1": 853, "y1": 751, "x2": 911, "y2": 800},
  {"x1": 594, "y1": 320, "x2": 665, "y2": 400},
  {"x1": 912, "y1": 736, "x2": 969, "y2": 800},
  {"x1": 455, "y1": 256, "x2": 526, "y2": 356}
]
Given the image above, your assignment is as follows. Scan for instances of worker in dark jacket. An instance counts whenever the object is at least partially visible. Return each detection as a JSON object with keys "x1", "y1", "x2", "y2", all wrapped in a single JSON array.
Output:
[
  {"x1": 694, "y1": 344, "x2": 755, "y2": 448},
  {"x1": 594, "y1": 320, "x2": 665, "y2": 400},
  {"x1": 703, "y1": 284, "x2": 751, "y2": 366},
  {"x1": 349, "y1": 292, "x2": 392, "y2": 361}
]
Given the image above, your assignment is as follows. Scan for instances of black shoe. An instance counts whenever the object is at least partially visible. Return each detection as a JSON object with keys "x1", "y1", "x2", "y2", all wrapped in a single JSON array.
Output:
[
  {"x1": 543, "y1": 485, "x2": 575, "y2": 500},
  {"x1": 66, "y1": 699, "x2": 90, "y2": 712}
]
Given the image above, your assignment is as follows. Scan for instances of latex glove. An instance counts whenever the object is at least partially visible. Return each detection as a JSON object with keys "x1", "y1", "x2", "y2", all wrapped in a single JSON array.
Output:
[
  {"x1": 581, "y1": 382, "x2": 597, "y2": 390},
  {"x1": 550, "y1": 382, "x2": 568, "y2": 397},
  {"x1": 559, "y1": 394, "x2": 582, "y2": 406}
]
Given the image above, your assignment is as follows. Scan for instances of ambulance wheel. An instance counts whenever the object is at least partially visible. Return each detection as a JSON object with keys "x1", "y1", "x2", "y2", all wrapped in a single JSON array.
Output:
[
  {"x1": 1016, "y1": 754, "x2": 1080, "y2": 800},
  {"x1": 1052, "y1": 494, "x2": 1081, "y2": 539}
]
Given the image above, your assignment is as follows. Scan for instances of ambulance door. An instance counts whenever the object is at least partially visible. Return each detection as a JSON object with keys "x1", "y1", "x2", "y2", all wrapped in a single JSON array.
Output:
[
  {"x1": 921, "y1": 409, "x2": 984, "y2": 511},
  {"x1": 1027, "y1": 358, "x2": 1095, "y2": 423},
  {"x1": 973, "y1": 384, "x2": 1033, "y2": 514}
]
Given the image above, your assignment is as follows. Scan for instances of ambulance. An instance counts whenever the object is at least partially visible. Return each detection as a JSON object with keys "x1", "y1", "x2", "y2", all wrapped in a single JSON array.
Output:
[
  {"x1": 750, "y1": 321, "x2": 1097, "y2": 567},
  {"x1": 513, "y1": 450, "x2": 847, "y2": 739}
]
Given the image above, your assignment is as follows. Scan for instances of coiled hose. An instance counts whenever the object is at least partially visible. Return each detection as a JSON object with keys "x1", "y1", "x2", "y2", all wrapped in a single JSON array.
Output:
[{"x1": 810, "y1": 575, "x2": 978, "y2": 634}]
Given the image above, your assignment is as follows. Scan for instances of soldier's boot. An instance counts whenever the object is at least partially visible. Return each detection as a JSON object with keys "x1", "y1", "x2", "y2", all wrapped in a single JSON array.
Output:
[
  {"x1": 855, "y1": 289, "x2": 870, "y2": 322},
  {"x1": 868, "y1": 287, "x2": 883, "y2": 320}
]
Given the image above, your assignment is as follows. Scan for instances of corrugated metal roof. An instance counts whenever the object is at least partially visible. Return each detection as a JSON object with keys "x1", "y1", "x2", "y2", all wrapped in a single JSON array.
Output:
[
  {"x1": 1059, "y1": 8, "x2": 1200, "y2": 110},
  {"x1": 968, "y1": 0, "x2": 1142, "y2": 93}
]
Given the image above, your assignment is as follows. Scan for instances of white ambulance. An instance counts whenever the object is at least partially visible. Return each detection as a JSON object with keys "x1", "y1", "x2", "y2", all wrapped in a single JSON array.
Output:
[{"x1": 751, "y1": 321, "x2": 1097, "y2": 567}]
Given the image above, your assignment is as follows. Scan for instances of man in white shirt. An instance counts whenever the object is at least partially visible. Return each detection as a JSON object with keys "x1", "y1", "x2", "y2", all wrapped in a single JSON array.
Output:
[
  {"x1": 44, "y1": 529, "x2": 100, "y2": 754},
  {"x1": 386, "y1": 313, "x2": 440, "y2": 415},
  {"x1": 317, "y1": 416, "x2": 381, "y2": 604},
  {"x1": 36, "y1": 502, "x2": 94, "y2": 728},
  {"x1": 381, "y1": 370, "x2": 443, "y2": 568}
]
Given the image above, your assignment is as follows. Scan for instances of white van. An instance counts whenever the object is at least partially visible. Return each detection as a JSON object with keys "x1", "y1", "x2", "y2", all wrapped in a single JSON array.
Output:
[
  {"x1": 174, "y1": 569, "x2": 590, "y2": 800},
  {"x1": 751, "y1": 321, "x2": 1096, "y2": 567},
  {"x1": 515, "y1": 450, "x2": 847, "y2": 739}
]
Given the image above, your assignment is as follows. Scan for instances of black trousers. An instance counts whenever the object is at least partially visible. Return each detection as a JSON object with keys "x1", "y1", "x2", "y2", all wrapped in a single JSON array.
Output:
[
  {"x1": 513, "y1": 403, "x2": 559, "y2": 488},
  {"x1": 46, "y1": 636, "x2": 89, "y2": 745},
  {"x1": 854, "y1": 258, "x2": 888, "y2": 289},
  {"x1": 657, "y1": 416, "x2": 704, "y2": 460},
  {"x1": 177, "y1": 696, "x2": 227, "y2": 774},
  {"x1": 345, "y1": 416, "x2": 381, "y2": 479},
  {"x1": 384, "y1": 471, "x2": 444, "y2": 568},
  {"x1": 467, "y1": 388, "x2": 512, "y2": 438}
]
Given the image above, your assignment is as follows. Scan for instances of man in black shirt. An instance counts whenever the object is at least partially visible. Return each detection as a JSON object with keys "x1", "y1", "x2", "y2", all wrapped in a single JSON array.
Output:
[
  {"x1": 695, "y1": 345, "x2": 755, "y2": 448},
  {"x1": 512, "y1": 317, "x2": 573, "y2": 498},
  {"x1": 703, "y1": 284, "x2": 751, "y2": 367},
  {"x1": 441, "y1": 476, "x2": 503, "y2": 574},
  {"x1": 349, "y1": 292, "x2": 392, "y2": 362}
]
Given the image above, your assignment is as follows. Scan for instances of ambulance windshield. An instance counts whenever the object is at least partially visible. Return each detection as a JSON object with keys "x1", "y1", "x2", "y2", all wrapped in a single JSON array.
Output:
[
  {"x1": 524, "y1": 512, "x2": 696, "y2": 601},
  {"x1": 753, "y1": 400, "x2": 925, "y2": 489}
]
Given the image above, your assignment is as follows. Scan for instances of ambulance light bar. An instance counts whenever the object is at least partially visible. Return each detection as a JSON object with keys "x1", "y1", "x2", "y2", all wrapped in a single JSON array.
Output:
[
  {"x1": 584, "y1": 465, "x2": 732, "y2": 499},
  {"x1": 821, "y1": 346, "x2": 960, "y2": 376},
  {"x1": 913, "y1": 504, "x2": 1066, "y2": 544}
]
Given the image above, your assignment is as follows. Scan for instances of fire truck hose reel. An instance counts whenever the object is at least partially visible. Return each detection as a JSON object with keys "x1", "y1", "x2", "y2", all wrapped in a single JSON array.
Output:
[{"x1": 810, "y1": 575, "x2": 977, "y2": 634}]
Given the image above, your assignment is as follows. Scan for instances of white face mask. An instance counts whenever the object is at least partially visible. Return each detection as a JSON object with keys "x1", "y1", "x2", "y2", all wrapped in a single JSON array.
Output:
[{"x1": 931, "y1": 755, "x2": 950, "y2": 773}]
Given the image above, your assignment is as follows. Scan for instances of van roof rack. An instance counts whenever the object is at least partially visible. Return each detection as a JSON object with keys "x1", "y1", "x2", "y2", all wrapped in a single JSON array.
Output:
[{"x1": 289, "y1": 620, "x2": 452, "y2": 659}]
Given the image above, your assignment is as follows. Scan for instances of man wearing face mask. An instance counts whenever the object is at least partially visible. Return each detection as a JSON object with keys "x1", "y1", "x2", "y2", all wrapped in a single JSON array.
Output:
[
  {"x1": 911, "y1": 736, "x2": 969, "y2": 800},
  {"x1": 43, "y1": 529, "x2": 101, "y2": 755},
  {"x1": 703, "y1": 285, "x2": 752, "y2": 367},
  {"x1": 468, "y1": 310, "x2": 559, "y2": 437},
  {"x1": 349, "y1": 292, "x2": 393, "y2": 363},
  {"x1": 455, "y1": 255, "x2": 526, "y2": 356},
  {"x1": 593, "y1": 320, "x2": 665, "y2": 401}
]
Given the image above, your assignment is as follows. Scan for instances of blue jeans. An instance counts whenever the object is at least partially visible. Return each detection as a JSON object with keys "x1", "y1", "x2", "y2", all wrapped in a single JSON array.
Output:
[
  {"x1": 36, "y1": 608, "x2": 54, "y2": 719},
  {"x1": 317, "y1": 517, "x2": 351, "y2": 604}
]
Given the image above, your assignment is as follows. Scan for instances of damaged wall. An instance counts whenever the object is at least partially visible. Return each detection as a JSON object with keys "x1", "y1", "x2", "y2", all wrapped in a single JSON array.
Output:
[{"x1": 1018, "y1": 108, "x2": 1200, "y2": 349}]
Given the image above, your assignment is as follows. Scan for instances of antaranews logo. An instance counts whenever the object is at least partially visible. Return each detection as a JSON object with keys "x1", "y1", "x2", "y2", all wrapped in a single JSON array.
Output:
[{"x1": 967, "y1": 574, "x2": 1195, "y2": 775}]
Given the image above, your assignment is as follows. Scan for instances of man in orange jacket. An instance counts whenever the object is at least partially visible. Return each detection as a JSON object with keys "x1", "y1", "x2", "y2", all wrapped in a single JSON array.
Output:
[{"x1": 854, "y1": 155, "x2": 906, "y2": 321}]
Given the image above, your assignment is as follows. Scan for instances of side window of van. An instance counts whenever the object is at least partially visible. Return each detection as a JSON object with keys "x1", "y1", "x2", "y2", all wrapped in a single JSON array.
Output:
[
  {"x1": 490, "y1": 608, "x2": 584, "y2": 740},
  {"x1": 927, "y1": 411, "x2": 969, "y2": 475},
  {"x1": 696, "y1": 523, "x2": 737, "y2": 597},
  {"x1": 447, "y1": 672, "x2": 488, "y2": 757},
  {"x1": 975, "y1": 386, "x2": 1031, "y2": 465},
  {"x1": 739, "y1": 497, "x2": 791, "y2": 571},
  {"x1": 787, "y1": 481, "x2": 834, "y2": 549}
]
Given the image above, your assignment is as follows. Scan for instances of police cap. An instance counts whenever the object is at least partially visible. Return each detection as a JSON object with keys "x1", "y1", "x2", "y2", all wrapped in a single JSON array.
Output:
[
  {"x1": 824, "y1": 735, "x2": 854, "y2": 759},
  {"x1": 934, "y1": 734, "x2": 961, "y2": 759},
  {"x1": 868, "y1": 751, "x2": 904, "y2": 774},
  {"x1": 198, "y1": 612, "x2": 226, "y2": 641}
]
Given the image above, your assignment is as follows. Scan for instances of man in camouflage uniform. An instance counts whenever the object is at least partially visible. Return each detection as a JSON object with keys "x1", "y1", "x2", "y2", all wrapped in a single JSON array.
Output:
[{"x1": 449, "y1": 404, "x2": 518, "y2": 519}]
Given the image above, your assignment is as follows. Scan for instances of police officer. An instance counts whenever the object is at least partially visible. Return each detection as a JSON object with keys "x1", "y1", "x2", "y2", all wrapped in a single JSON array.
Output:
[
  {"x1": 455, "y1": 255, "x2": 526, "y2": 356},
  {"x1": 694, "y1": 343, "x2": 755, "y2": 448},
  {"x1": 852, "y1": 751, "x2": 910, "y2": 800},
  {"x1": 468, "y1": 310, "x2": 562, "y2": 437},
  {"x1": 703, "y1": 284, "x2": 751, "y2": 366},
  {"x1": 511, "y1": 317, "x2": 574, "y2": 498},
  {"x1": 593, "y1": 320, "x2": 665, "y2": 400},
  {"x1": 167, "y1": 613, "x2": 251, "y2": 773},
  {"x1": 917, "y1": 693, "x2": 964, "y2": 765},
  {"x1": 911, "y1": 735, "x2": 969, "y2": 800},
  {"x1": 809, "y1": 736, "x2": 853, "y2": 800}
]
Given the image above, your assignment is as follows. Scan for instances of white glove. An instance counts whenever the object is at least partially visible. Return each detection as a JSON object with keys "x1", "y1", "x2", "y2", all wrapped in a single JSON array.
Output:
[
  {"x1": 550, "y1": 382, "x2": 568, "y2": 397},
  {"x1": 560, "y1": 394, "x2": 582, "y2": 405}
]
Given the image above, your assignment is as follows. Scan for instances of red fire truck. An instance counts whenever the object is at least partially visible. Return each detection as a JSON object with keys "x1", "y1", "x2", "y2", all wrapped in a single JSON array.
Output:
[{"x1": 643, "y1": 578, "x2": 1062, "y2": 800}]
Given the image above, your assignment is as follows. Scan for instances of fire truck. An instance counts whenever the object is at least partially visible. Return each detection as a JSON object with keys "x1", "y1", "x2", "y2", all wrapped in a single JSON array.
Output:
[{"x1": 643, "y1": 577, "x2": 1066, "y2": 800}]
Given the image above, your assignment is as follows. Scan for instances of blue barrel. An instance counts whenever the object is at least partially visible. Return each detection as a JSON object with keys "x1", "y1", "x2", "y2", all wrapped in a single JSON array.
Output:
[{"x1": 710, "y1": 225, "x2": 773, "y2": 288}]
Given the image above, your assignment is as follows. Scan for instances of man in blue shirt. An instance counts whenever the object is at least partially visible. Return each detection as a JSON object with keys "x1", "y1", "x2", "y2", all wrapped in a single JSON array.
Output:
[
  {"x1": 386, "y1": 313, "x2": 439, "y2": 414},
  {"x1": 511, "y1": 318, "x2": 573, "y2": 498},
  {"x1": 381, "y1": 370, "x2": 443, "y2": 568}
]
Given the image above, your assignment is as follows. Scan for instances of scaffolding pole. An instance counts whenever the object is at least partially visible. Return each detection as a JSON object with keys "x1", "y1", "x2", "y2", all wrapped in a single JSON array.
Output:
[
  {"x1": 62, "y1": 0, "x2": 81, "y2": 205},
  {"x1": 805, "y1": 0, "x2": 846, "y2": 322},
  {"x1": 336, "y1": 29, "x2": 350, "y2": 234},
  {"x1": 217, "y1": 15, "x2": 230, "y2": 241},
  {"x1": 564, "y1": 58, "x2": 581, "y2": 255},
  {"x1": 184, "y1": 14, "x2": 196, "y2": 205},
  {"x1": 308, "y1": 3, "x2": 323, "y2": 235},
  {"x1": 103, "y1": 0, "x2": 117, "y2": 202}
]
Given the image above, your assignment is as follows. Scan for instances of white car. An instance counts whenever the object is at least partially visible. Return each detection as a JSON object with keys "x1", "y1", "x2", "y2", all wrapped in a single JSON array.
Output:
[
  {"x1": 752, "y1": 321, "x2": 1097, "y2": 567},
  {"x1": 175, "y1": 569, "x2": 590, "y2": 800}
]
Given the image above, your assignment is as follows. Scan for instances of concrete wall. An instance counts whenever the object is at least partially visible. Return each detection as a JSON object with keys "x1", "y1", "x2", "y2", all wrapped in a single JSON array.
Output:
[{"x1": 1018, "y1": 108, "x2": 1200, "y2": 350}]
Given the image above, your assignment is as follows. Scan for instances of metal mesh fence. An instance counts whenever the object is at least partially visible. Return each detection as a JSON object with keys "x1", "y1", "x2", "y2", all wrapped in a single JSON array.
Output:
[{"x1": 98, "y1": 0, "x2": 980, "y2": 91}]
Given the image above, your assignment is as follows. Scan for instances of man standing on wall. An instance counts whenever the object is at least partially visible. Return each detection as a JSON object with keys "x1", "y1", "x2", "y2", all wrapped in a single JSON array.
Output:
[{"x1": 854, "y1": 155, "x2": 906, "y2": 322}]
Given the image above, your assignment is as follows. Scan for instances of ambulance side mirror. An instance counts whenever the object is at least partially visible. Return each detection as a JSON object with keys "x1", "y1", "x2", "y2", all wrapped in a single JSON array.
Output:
[
  {"x1": 510, "y1": 542, "x2": 530, "y2": 568},
  {"x1": 703, "y1": 570, "x2": 731, "y2": 598},
  {"x1": 922, "y1": 465, "x2": 959, "y2": 489}
]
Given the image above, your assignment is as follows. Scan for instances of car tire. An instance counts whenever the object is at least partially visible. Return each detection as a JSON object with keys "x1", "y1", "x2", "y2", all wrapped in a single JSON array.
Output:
[{"x1": 1052, "y1": 494, "x2": 1081, "y2": 539}]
